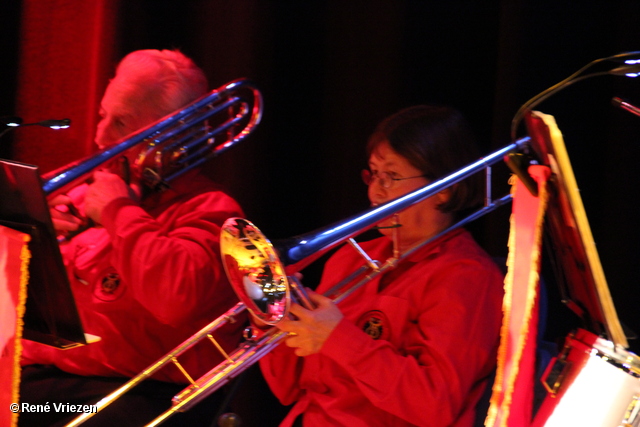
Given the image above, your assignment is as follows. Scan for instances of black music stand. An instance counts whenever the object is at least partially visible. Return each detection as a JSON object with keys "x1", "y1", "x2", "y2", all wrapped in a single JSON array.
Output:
[{"x1": 0, "y1": 158, "x2": 89, "y2": 348}]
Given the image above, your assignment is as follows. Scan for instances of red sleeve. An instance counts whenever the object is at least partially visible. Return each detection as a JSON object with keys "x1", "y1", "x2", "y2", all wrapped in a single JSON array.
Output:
[
  {"x1": 320, "y1": 259, "x2": 503, "y2": 426},
  {"x1": 259, "y1": 340, "x2": 305, "y2": 406},
  {"x1": 99, "y1": 191, "x2": 243, "y2": 325}
]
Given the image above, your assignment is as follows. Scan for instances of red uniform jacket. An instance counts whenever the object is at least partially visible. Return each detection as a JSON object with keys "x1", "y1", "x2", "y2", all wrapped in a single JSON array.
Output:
[
  {"x1": 261, "y1": 228, "x2": 504, "y2": 427},
  {"x1": 22, "y1": 172, "x2": 245, "y2": 383}
]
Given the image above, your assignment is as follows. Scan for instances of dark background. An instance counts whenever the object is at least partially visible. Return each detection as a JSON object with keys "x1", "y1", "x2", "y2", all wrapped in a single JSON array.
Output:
[{"x1": 2, "y1": 0, "x2": 640, "y2": 421}]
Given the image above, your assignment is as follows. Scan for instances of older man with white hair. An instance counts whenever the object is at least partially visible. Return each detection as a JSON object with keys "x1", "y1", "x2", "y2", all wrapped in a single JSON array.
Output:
[{"x1": 19, "y1": 49, "x2": 245, "y2": 427}]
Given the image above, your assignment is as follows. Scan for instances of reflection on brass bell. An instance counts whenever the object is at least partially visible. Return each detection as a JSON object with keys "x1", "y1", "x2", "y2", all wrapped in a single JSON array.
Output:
[{"x1": 243, "y1": 327, "x2": 257, "y2": 341}]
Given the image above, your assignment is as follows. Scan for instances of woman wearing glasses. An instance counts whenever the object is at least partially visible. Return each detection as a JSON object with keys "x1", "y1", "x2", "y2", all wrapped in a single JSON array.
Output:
[{"x1": 260, "y1": 105, "x2": 504, "y2": 427}]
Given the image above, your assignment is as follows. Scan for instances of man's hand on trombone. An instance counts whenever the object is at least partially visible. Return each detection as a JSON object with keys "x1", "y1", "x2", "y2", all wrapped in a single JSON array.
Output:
[
  {"x1": 49, "y1": 170, "x2": 140, "y2": 241},
  {"x1": 49, "y1": 193, "x2": 84, "y2": 234},
  {"x1": 85, "y1": 170, "x2": 138, "y2": 225},
  {"x1": 277, "y1": 289, "x2": 344, "y2": 357}
]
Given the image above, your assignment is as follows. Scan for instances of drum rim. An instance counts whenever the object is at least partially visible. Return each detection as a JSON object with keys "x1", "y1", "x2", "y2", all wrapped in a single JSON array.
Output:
[{"x1": 590, "y1": 335, "x2": 640, "y2": 377}]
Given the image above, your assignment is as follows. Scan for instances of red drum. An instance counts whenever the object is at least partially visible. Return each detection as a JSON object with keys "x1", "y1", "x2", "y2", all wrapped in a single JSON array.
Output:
[{"x1": 532, "y1": 329, "x2": 640, "y2": 427}]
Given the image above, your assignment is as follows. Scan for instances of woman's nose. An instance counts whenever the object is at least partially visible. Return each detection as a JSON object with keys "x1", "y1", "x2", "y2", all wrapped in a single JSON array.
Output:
[{"x1": 368, "y1": 182, "x2": 387, "y2": 204}]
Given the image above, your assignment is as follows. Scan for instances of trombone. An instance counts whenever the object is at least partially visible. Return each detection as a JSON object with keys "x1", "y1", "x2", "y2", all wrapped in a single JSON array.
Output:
[
  {"x1": 43, "y1": 78, "x2": 263, "y2": 200},
  {"x1": 66, "y1": 136, "x2": 530, "y2": 427}
]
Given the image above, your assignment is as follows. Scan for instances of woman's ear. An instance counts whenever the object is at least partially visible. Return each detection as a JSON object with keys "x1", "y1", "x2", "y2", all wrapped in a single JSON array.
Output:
[{"x1": 436, "y1": 185, "x2": 453, "y2": 206}]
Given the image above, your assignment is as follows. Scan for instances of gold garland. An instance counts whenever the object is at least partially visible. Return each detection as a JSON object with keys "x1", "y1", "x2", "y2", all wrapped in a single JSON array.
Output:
[
  {"x1": 11, "y1": 234, "x2": 31, "y2": 427},
  {"x1": 486, "y1": 168, "x2": 549, "y2": 427}
]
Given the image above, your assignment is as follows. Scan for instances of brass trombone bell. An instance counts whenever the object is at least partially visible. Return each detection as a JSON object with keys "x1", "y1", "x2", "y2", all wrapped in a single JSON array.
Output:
[{"x1": 220, "y1": 218, "x2": 290, "y2": 325}]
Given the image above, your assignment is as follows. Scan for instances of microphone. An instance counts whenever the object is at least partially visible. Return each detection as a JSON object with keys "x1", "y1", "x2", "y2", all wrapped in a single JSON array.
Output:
[
  {"x1": 611, "y1": 97, "x2": 640, "y2": 118},
  {"x1": 510, "y1": 51, "x2": 640, "y2": 140}
]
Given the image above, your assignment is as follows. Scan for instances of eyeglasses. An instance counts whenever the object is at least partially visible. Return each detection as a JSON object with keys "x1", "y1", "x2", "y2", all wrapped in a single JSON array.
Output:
[{"x1": 361, "y1": 169, "x2": 427, "y2": 189}]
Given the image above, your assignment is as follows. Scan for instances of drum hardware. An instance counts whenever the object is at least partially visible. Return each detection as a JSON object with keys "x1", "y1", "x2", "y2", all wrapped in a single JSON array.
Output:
[
  {"x1": 541, "y1": 354, "x2": 570, "y2": 397},
  {"x1": 533, "y1": 329, "x2": 640, "y2": 427},
  {"x1": 621, "y1": 395, "x2": 640, "y2": 427},
  {"x1": 540, "y1": 330, "x2": 581, "y2": 397}
]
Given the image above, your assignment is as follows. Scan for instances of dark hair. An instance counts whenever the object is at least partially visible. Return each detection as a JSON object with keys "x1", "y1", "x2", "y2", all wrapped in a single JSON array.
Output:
[{"x1": 366, "y1": 105, "x2": 483, "y2": 213}]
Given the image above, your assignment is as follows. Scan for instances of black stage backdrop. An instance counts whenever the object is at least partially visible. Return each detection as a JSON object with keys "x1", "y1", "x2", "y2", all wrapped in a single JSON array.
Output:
[{"x1": 2, "y1": 0, "x2": 640, "y2": 418}]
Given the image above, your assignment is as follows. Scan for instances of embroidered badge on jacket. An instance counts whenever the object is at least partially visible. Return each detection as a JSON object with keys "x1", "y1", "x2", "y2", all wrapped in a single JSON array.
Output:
[
  {"x1": 94, "y1": 268, "x2": 126, "y2": 301},
  {"x1": 357, "y1": 310, "x2": 391, "y2": 340}
]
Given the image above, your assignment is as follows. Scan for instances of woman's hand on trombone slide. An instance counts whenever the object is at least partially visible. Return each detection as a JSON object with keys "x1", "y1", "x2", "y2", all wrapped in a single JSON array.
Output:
[{"x1": 277, "y1": 288, "x2": 344, "y2": 357}]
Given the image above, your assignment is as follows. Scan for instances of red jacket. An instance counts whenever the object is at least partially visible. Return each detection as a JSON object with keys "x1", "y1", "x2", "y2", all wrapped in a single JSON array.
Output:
[
  {"x1": 260, "y1": 228, "x2": 504, "y2": 427},
  {"x1": 22, "y1": 172, "x2": 245, "y2": 383}
]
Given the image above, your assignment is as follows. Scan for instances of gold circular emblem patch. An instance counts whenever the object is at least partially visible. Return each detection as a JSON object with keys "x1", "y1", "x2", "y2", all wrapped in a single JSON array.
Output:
[
  {"x1": 94, "y1": 268, "x2": 126, "y2": 301},
  {"x1": 356, "y1": 310, "x2": 391, "y2": 341}
]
